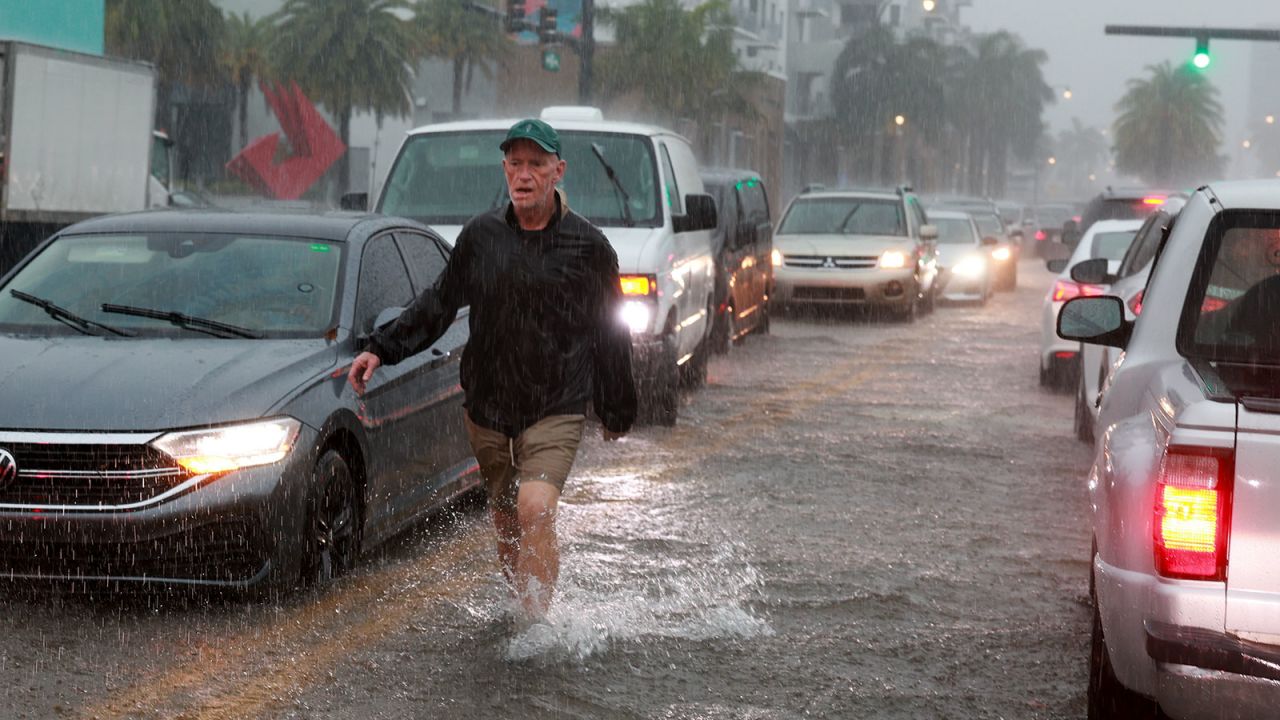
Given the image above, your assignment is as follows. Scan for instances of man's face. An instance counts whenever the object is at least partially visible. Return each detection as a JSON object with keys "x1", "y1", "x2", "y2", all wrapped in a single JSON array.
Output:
[{"x1": 502, "y1": 140, "x2": 566, "y2": 214}]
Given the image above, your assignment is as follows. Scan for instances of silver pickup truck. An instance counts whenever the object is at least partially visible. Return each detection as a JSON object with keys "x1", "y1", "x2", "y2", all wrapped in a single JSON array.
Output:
[{"x1": 1058, "y1": 179, "x2": 1280, "y2": 719}]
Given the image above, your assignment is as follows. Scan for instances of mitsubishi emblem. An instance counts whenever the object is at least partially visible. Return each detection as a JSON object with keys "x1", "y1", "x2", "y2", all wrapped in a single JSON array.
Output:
[
  {"x1": 822, "y1": 257, "x2": 837, "y2": 269},
  {"x1": 0, "y1": 449, "x2": 16, "y2": 489}
]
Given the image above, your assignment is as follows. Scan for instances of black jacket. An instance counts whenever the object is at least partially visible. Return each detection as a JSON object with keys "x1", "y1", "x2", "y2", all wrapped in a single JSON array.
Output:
[{"x1": 368, "y1": 201, "x2": 637, "y2": 437}]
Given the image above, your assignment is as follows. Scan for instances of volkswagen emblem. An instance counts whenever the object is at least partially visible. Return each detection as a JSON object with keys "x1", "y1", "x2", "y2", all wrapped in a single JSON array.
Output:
[{"x1": 0, "y1": 449, "x2": 16, "y2": 489}]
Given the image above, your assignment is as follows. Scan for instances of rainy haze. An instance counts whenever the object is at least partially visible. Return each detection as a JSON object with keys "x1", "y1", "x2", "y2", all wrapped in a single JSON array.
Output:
[{"x1": 2, "y1": 0, "x2": 1280, "y2": 718}]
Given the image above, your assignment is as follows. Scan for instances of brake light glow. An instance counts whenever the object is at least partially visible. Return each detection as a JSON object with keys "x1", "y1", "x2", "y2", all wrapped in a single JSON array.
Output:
[
  {"x1": 1035, "y1": 230, "x2": 1047, "y2": 241},
  {"x1": 1129, "y1": 289, "x2": 1145, "y2": 316},
  {"x1": 1202, "y1": 296, "x2": 1228, "y2": 313},
  {"x1": 620, "y1": 275, "x2": 656, "y2": 297},
  {"x1": 1051, "y1": 280, "x2": 1107, "y2": 303},
  {"x1": 1143, "y1": 196, "x2": 1168, "y2": 206},
  {"x1": 1154, "y1": 448, "x2": 1232, "y2": 580}
]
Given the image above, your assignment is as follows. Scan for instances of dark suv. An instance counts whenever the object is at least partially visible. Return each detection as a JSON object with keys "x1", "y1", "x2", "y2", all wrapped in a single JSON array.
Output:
[
  {"x1": 701, "y1": 168, "x2": 773, "y2": 353},
  {"x1": 1066, "y1": 186, "x2": 1183, "y2": 245}
]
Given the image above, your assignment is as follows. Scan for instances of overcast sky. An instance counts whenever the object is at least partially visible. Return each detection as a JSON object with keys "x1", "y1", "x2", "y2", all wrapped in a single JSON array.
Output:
[{"x1": 963, "y1": 0, "x2": 1280, "y2": 174}]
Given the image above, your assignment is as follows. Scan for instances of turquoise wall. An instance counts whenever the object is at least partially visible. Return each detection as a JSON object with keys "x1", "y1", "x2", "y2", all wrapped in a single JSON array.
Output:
[{"x1": 0, "y1": 0, "x2": 104, "y2": 55}]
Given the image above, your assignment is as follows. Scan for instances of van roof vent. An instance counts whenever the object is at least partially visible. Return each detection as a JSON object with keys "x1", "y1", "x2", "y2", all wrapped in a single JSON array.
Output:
[{"x1": 540, "y1": 106, "x2": 605, "y2": 122}]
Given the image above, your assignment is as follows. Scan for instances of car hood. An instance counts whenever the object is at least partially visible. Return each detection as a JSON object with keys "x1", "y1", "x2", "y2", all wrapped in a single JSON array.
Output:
[
  {"x1": 775, "y1": 233, "x2": 909, "y2": 256},
  {"x1": 599, "y1": 226, "x2": 663, "y2": 274},
  {"x1": 0, "y1": 335, "x2": 339, "y2": 431},
  {"x1": 935, "y1": 244, "x2": 983, "y2": 266}
]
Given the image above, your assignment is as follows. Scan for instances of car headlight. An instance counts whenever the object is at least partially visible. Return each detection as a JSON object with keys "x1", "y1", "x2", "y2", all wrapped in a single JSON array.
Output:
[
  {"x1": 878, "y1": 250, "x2": 908, "y2": 269},
  {"x1": 953, "y1": 255, "x2": 986, "y2": 278},
  {"x1": 991, "y1": 246, "x2": 1012, "y2": 262},
  {"x1": 152, "y1": 417, "x2": 302, "y2": 475},
  {"x1": 771, "y1": 249, "x2": 784, "y2": 267},
  {"x1": 619, "y1": 300, "x2": 653, "y2": 334}
]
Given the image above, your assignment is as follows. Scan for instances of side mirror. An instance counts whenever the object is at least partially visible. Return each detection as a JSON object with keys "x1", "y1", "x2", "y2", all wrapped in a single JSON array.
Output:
[
  {"x1": 981, "y1": 235, "x2": 999, "y2": 247},
  {"x1": 919, "y1": 224, "x2": 939, "y2": 241},
  {"x1": 1070, "y1": 257, "x2": 1113, "y2": 286},
  {"x1": 1046, "y1": 258, "x2": 1068, "y2": 273},
  {"x1": 1058, "y1": 296, "x2": 1131, "y2": 348},
  {"x1": 340, "y1": 192, "x2": 369, "y2": 211},
  {"x1": 360, "y1": 306, "x2": 405, "y2": 344},
  {"x1": 675, "y1": 193, "x2": 718, "y2": 233}
]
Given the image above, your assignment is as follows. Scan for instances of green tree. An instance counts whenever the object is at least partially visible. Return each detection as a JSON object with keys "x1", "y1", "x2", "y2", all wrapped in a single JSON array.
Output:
[
  {"x1": 268, "y1": 0, "x2": 416, "y2": 193},
  {"x1": 221, "y1": 11, "x2": 273, "y2": 150},
  {"x1": 411, "y1": 0, "x2": 509, "y2": 117},
  {"x1": 594, "y1": 0, "x2": 756, "y2": 129},
  {"x1": 1113, "y1": 61, "x2": 1224, "y2": 186},
  {"x1": 105, "y1": 0, "x2": 227, "y2": 125}
]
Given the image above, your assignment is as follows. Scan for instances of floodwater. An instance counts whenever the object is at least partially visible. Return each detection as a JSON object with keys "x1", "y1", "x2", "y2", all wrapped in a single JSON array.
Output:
[{"x1": 0, "y1": 259, "x2": 1093, "y2": 719}]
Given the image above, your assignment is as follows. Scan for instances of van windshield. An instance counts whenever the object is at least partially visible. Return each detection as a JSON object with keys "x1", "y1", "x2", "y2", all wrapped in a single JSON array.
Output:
[{"x1": 378, "y1": 130, "x2": 662, "y2": 228}]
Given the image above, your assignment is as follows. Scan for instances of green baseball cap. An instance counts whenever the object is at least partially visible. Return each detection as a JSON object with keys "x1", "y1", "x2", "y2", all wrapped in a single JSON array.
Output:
[{"x1": 500, "y1": 118, "x2": 561, "y2": 156}]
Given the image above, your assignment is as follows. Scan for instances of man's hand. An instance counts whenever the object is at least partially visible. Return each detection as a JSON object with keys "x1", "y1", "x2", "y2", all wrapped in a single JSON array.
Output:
[
  {"x1": 602, "y1": 428, "x2": 626, "y2": 442},
  {"x1": 348, "y1": 352, "x2": 382, "y2": 395}
]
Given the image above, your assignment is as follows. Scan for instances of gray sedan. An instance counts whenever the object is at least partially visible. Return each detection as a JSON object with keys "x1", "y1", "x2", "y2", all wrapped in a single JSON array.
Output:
[{"x1": 0, "y1": 210, "x2": 477, "y2": 594}]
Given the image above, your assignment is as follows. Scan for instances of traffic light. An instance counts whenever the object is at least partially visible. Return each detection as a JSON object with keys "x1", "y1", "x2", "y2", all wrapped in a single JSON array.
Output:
[
  {"x1": 1192, "y1": 36, "x2": 1211, "y2": 69},
  {"x1": 539, "y1": 5, "x2": 558, "y2": 44},
  {"x1": 506, "y1": 0, "x2": 528, "y2": 34}
]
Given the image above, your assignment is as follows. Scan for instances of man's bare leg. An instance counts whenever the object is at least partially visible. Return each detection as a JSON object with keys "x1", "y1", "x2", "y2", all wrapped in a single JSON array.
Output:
[
  {"x1": 514, "y1": 480, "x2": 561, "y2": 618},
  {"x1": 489, "y1": 505, "x2": 521, "y2": 590}
]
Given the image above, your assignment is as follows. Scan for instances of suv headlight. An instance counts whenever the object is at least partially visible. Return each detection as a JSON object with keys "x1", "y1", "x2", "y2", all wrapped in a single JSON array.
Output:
[
  {"x1": 619, "y1": 300, "x2": 653, "y2": 334},
  {"x1": 878, "y1": 250, "x2": 908, "y2": 269},
  {"x1": 771, "y1": 249, "x2": 784, "y2": 267},
  {"x1": 152, "y1": 417, "x2": 302, "y2": 475}
]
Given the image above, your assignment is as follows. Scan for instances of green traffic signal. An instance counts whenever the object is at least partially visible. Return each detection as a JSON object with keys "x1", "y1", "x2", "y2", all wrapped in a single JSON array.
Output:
[{"x1": 1192, "y1": 37, "x2": 1211, "y2": 69}]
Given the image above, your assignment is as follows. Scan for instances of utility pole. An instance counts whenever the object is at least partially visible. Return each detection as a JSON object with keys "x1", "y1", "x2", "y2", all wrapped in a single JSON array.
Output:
[{"x1": 578, "y1": 0, "x2": 594, "y2": 103}]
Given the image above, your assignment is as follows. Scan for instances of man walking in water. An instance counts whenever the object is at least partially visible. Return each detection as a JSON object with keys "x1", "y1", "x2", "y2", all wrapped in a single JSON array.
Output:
[{"x1": 348, "y1": 118, "x2": 637, "y2": 619}]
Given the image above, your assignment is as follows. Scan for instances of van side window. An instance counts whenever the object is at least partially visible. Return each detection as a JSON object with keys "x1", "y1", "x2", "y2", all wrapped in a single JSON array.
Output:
[
  {"x1": 660, "y1": 145, "x2": 683, "y2": 216},
  {"x1": 744, "y1": 182, "x2": 769, "y2": 225},
  {"x1": 908, "y1": 196, "x2": 927, "y2": 233}
]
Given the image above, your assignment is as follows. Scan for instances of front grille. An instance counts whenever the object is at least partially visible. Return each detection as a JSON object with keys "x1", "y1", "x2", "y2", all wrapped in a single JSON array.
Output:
[
  {"x1": 0, "y1": 518, "x2": 267, "y2": 582},
  {"x1": 793, "y1": 286, "x2": 866, "y2": 301},
  {"x1": 1, "y1": 442, "x2": 187, "y2": 507},
  {"x1": 785, "y1": 255, "x2": 878, "y2": 269}
]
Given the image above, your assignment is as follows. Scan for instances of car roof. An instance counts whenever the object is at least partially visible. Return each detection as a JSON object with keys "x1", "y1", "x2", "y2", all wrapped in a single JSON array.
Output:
[
  {"x1": 1098, "y1": 186, "x2": 1180, "y2": 199},
  {"x1": 1205, "y1": 179, "x2": 1280, "y2": 210},
  {"x1": 1085, "y1": 218, "x2": 1146, "y2": 235},
  {"x1": 58, "y1": 209, "x2": 398, "y2": 241},
  {"x1": 404, "y1": 116, "x2": 682, "y2": 141},
  {"x1": 793, "y1": 189, "x2": 902, "y2": 201},
  {"x1": 700, "y1": 167, "x2": 763, "y2": 184},
  {"x1": 926, "y1": 209, "x2": 975, "y2": 220}
]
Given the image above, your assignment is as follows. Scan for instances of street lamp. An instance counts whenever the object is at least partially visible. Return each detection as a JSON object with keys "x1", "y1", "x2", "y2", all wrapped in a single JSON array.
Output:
[
  {"x1": 1267, "y1": 115, "x2": 1276, "y2": 125},
  {"x1": 922, "y1": 0, "x2": 937, "y2": 11},
  {"x1": 1243, "y1": 139, "x2": 1253, "y2": 149},
  {"x1": 1047, "y1": 156, "x2": 1057, "y2": 166},
  {"x1": 894, "y1": 114, "x2": 906, "y2": 126}
]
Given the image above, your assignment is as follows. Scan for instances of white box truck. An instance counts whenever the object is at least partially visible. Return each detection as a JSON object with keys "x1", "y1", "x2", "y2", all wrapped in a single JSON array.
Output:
[{"x1": 0, "y1": 41, "x2": 169, "y2": 274}]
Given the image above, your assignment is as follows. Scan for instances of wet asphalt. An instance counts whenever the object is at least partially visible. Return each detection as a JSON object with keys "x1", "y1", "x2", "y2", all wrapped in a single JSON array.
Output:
[{"x1": 0, "y1": 258, "x2": 1095, "y2": 720}]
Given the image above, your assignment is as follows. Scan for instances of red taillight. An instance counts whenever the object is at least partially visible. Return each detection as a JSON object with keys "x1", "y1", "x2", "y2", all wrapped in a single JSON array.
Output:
[
  {"x1": 1202, "y1": 296, "x2": 1228, "y2": 313},
  {"x1": 1129, "y1": 289, "x2": 1145, "y2": 316},
  {"x1": 1035, "y1": 230, "x2": 1047, "y2": 241},
  {"x1": 1051, "y1": 280, "x2": 1107, "y2": 303},
  {"x1": 1154, "y1": 447, "x2": 1233, "y2": 581}
]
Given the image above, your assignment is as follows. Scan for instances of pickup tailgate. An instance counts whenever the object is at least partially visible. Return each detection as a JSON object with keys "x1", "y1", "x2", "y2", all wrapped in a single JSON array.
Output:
[{"x1": 1226, "y1": 401, "x2": 1280, "y2": 642}]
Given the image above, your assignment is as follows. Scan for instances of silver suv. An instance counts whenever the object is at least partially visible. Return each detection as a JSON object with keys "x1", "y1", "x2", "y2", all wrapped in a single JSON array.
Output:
[
  {"x1": 1058, "y1": 179, "x2": 1280, "y2": 719},
  {"x1": 772, "y1": 186, "x2": 939, "y2": 321}
]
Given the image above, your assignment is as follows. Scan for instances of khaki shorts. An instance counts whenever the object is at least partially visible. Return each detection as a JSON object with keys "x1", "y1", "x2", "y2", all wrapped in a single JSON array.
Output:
[{"x1": 463, "y1": 412, "x2": 586, "y2": 510}]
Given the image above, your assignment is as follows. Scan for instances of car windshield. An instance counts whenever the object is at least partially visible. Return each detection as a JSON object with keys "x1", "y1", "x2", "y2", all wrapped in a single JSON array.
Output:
[
  {"x1": 378, "y1": 130, "x2": 661, "y2": 227},
  {"x1": 1090, "y1": 230, "x2": 1138, "y2": 260},
  {"x1": 1183, "y1": 216, "x2": 1280, "y2": 366},
  {"x1": 972, "y1": 214, "x2": 1003, "y2": 238},
  {"x1": 778, "y1": 198, "x2": 905, "y2": 236},
  {"x1": 933, "y1": 218, "x2": 976, "y2": 244},
  {"x1": 0, "y1": 233, "x2": 344, "y2": 338},
  {"x1": 1036, "y1": 205, "x2": 1074, "y2": 227}
]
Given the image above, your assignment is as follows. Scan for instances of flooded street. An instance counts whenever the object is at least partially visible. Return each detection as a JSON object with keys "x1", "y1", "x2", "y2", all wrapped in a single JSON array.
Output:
[{"x1": 0, "y1": 259, "x2": 1094, "y2": 719}]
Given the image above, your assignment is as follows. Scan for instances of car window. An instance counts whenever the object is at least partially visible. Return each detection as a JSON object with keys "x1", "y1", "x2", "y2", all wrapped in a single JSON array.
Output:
[
  {"x1": 0, "y1": 232, "x2": 344, "y2": 337},
  {"x1": 1180, "y1": 213, "x2": 1280, "y2": 365},
  {"x1": 907, "y1": 196, "x2": 926, "y2": 233},
  {"x1": 356, "y1": 234, "x2": 415, "y2": 333},
  {"x1": 933, "y1": 218, "x2": 978, "y2": 244},
  {"x1": 779, "y1": 198, "x2": 906, "y2": 236},
  {"x1": 394, "y1": 231, "x2": 450, "y2": 295},
  {"x1": 743, "y1": 180, "x2": 769, "y2": 225},
  {"x1": 378, "y1": 130, "x2": 662, "y2": 228},
  {"x1": 1117, "y1": 212, "x2": 1168, "y2": 278},
  {"x1": 972, "y1": 213, "x2": 1003, "y2": 239},
  {"x1": 659, "y1": 144, "x2": 683, "y2": 216},
  {"x1": 1090, "y1": 231, "x2": 1138, "y2": 261}
]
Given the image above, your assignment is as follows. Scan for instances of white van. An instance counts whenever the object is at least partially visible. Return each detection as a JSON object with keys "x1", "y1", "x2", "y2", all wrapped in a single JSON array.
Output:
[{"x1": 370, "y1": 107, "x2": 717, "y2": 425}]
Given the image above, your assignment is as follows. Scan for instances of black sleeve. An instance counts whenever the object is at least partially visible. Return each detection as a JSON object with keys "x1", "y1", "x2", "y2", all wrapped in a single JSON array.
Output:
[
  {"x1": 367, "y1": 228, "x2": 472, "y2": 365},
  {"x1": 591, "y1": 238, "x2": 638, "y2": 432}
]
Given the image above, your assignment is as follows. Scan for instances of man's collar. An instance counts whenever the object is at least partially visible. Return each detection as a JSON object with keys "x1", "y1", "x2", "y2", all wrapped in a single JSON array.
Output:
[{"x1": 504, "y1": 192, "x2": 564, "y2": 231}]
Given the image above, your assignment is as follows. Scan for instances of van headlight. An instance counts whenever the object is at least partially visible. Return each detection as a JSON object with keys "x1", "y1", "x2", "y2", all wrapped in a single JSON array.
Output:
[
  {"x1": 771, "y1": 249, "x2": 784, "y2": 267},
  {"x1": 152, "y1": 417, "x2": 302, "y2": 475},
  {"x1": 619, "y1": 300, "x2": 653, "y2": 334},
  {"x1": 878, "y1": 250, "x2": 908, "y2": 269}
]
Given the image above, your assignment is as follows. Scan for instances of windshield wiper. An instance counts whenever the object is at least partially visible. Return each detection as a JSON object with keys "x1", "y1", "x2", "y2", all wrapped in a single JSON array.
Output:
[
  {"x1": 590, "y1": 143, "x2": 635, "y2": 227},
  {"x1": 101, "y1": 303, "x2": 263, "y2": 339},
  {"x1": 9, "y1": 290, "x2": 134, "y2": 336}
]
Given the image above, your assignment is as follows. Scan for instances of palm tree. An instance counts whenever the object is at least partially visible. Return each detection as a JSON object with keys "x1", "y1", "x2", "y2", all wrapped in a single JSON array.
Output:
[
  {"x1": 105, "y1": 0, "x2": 227, "y2": 125},
  {"x1": 1113, "y1": 61, "x2": 1224, "y2": 187},
  {"x1": 268, "y1": 0, "x2": 416, "y2": 193},
  {"x1": 411, "y1": 0, "x2": 509, "y2": 117},
  {"x1": 594, "y1": 0, "x2": 755, "y2": 130},
  {"x1": 221, "y1": 11, "x2": 273, "y2": 150}
]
